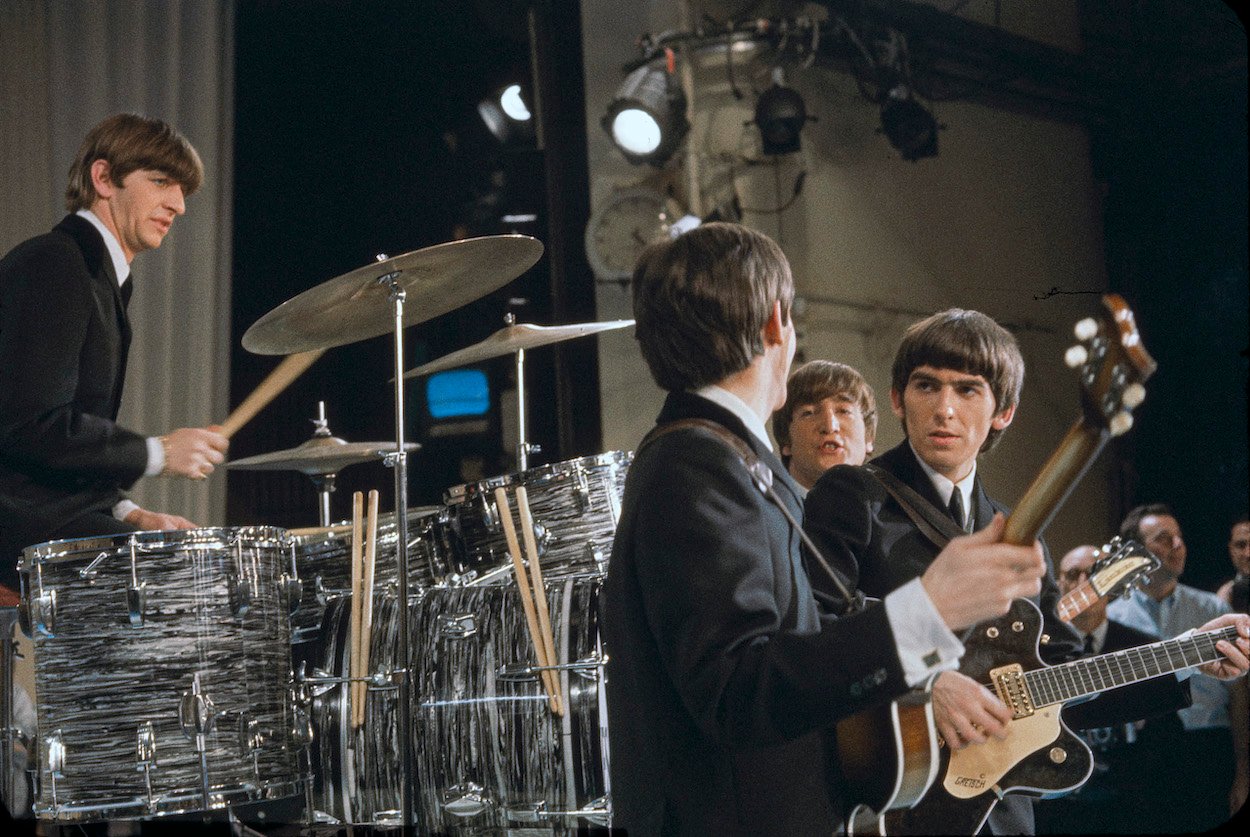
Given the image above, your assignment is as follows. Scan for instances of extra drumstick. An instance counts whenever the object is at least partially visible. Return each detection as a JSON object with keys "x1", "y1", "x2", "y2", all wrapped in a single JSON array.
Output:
[
  {"x1": 516, "y1": 486, "x2": 562, "y2": 714},
  {"x1": 348, "y1": 491, "x2": 365, "y2": 730},
  {"x1": 494, "y1": 487, "x2": 562, "y2": 716},
  {"x1": 355, "y1": 490, "x2": 379, "y2": 729},
  {"x1": 219, "y1": 349, "x2": 325, "y2": 439}
]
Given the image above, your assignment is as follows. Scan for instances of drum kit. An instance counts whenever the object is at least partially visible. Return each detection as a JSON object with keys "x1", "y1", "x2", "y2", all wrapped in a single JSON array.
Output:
[{"x1": 6, "y1": 235, "x2": 636, "y2": 831}]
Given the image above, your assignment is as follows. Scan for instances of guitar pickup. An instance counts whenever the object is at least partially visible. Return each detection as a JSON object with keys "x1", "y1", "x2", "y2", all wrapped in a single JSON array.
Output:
[{"x1": 989, "y1": 663, "x2": 1035, "y2": 719}]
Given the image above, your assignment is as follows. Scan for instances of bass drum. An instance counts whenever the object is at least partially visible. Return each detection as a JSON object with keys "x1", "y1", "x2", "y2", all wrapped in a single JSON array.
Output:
[
  {"x1": 18, "y1": 528, "x2": 301, "y2": 823},
  {"x1": 309, "y1": 576, "x2": 610, "y2": 831}
]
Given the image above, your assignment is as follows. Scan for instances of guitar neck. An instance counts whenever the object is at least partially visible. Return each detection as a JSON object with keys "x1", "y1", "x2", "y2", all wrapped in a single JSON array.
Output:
[
  {"x1": 1002, "y1": 421, "x2": 1106, "y2": 546},
  {"x1": 1023, "y1": 626, "x2": 1238, "y2": 708}
]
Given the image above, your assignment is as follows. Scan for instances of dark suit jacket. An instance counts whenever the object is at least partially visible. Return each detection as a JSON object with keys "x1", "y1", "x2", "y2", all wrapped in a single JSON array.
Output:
[
  {"x1": 602, "y1": 391, "x2": 911, "y2": 836},
  {"x1": 0, "y1": 215, "x2": 147, "y2": 586},
  {"x1": 802, "y1": 440, "x2": 1176, "y2": 835}
]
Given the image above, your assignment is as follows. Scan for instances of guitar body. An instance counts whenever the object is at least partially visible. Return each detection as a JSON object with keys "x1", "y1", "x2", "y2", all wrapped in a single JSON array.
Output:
[{"x1": 855, "y1": 601, "x2": 1094, "y2": 836}]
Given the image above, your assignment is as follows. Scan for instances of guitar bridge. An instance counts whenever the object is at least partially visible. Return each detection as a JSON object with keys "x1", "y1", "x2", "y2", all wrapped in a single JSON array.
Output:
[{"x1": 989, "y1": 664, "x2": 1035, "y2": 719}]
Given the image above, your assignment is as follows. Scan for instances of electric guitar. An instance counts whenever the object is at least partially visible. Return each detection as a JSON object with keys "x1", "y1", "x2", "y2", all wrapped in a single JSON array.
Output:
[
  {"x1": 1055, "y1": 536, "x2": 1158, "y2": 623},
  {"x1": 836, "y1": 293, "x2": 1157, "y2": 829},
  {"x1": 848, "y1": 599, "x2": 1239, "y2": 835}
]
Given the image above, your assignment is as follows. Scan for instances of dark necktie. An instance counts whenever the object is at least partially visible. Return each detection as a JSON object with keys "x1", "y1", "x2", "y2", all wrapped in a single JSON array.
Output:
[
  {"x1": 120, "y1": 276, "x2": 133, "y2": 308},
  {"x1": 948, "y1": 488, "x2": 966, "y2": 532},
  {"x1": 1083, "y1": 633, "x2": 1096, "y2": 655}
]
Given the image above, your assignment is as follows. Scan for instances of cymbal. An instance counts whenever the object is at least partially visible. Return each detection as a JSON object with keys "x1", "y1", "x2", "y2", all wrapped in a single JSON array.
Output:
[
  {"x1": 402, "y1": 319, "x2": 634, "y2": 379},
  {"x1": 226, "y1": 437, "x2": 420, "y2": 475},
  {"x1": 242, "y1": 235, "x2": 544, "y2": 355}
]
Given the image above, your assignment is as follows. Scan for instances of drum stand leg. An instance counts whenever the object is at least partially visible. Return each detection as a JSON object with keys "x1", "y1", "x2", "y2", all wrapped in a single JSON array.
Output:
[{"x1": 381, "y1": 270, "x2": 416, "y2": 830}]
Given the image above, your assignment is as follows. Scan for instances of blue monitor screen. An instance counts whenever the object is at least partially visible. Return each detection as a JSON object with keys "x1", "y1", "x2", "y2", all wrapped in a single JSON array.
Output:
[{"x1": 426, "y1": 369, "x2": 490, "y2": 419}]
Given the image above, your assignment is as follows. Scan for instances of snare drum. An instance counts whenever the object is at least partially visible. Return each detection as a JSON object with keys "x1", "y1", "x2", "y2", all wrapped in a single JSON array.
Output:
[
  {"x1": 289, "y1": 507, "x2": 452, "y2": 643},
  {"x1": 306, "y1": 575, "x2": 610, "y2": 830},
  {"x1": 18, "y1": 527, "x2": 301, "y2": 822},
  {"x1": 443, "y1": 451, "x2": 631, "y2": 582}
]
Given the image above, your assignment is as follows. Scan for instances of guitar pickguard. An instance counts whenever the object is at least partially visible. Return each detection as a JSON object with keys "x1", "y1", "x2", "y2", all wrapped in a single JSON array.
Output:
[{"x1": 944, "y1": 708, "x2": 1064, "y2": 798}]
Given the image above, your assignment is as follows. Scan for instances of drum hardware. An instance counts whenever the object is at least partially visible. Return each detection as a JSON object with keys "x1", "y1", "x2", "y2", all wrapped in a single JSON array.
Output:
[
  {"x1": 28, "y1": 586, "x2": 55, "y2": 637},
  {"x1": 495, "y1": 658, "x2": 604, "y2": 683},
  {"x1": 43, "y1": 731, "x2": 65, "y2": 810},
  {"x1": 505, "y1": 797, "x2": 611, "y2": 825},
  {"x1": 402, "y1": 315, "x2": 633, "y2": 471},
  {"x1": 442, "y1": 782, "x2": 490, "y2": 817},
  {"x1": 127, "y1": 535, "x2": 145, "y2": 627},
  {"x1": 136, "y1": 721, "x2": 158, "y2": 810},
  {"x1": 438, "y1": 613, "x2": 479, "y2": 640},
  {"x1": 584, "y1": 541, "x2": 607, "y2": 570},
  {"x1": 180, "y1": 673, "x2": 218, "y2": 813},
  {"x1": 76, "y1": 552, "x2": 108, "y2": 580}
]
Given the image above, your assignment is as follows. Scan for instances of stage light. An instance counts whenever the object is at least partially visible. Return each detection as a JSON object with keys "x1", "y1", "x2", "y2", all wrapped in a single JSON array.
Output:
[
  {"x1": 478, "y1": 83, "x2": 534, "y2": 144},
  {"x1": 879, "y1": 84, "x2": 939, "y2": 161},
  {"x1": 602, "y1": 64, "x2": 689, "y2": 166},
  {"x1": 753, "y1": 71, "x2": 810, "y2": 156}
]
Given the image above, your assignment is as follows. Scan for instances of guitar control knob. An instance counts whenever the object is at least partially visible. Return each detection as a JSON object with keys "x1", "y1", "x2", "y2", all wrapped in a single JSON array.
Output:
[
  {"x1": 1109, "y1": 411, "x2": 1134, "y2": 436},
  {"x1": 1121, "y1": 382, "x2": 1146, "y2": 409},
  {"x1": 1064, "y1": 345, "x2": 1088, "y2": 368},
  {"x1": 1074, "y1": 317, "x2": 1098, "y2": 341}
]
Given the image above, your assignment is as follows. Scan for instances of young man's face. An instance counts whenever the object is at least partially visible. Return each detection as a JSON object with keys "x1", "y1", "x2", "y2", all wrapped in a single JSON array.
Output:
[
  {"x1": 782, "y1": 395, "x2": 873, "y2": 489},
  {"x1": 93, "y1": 164, "x2": 186, "y2": 261},
  {"x1": 891, "y1": 365, "x2": 1014, "y2": 482},
  {"x1": 1229, "y1": 521, "x2": 1250, "y2": 576}
]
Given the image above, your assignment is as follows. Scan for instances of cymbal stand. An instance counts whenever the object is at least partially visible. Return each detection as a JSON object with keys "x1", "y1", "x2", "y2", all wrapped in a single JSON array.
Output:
[
  {"x1": 307, "y1": 401, "x2": 337, "y2": 527},
  {"x1": 506, "y1": 313, "x2": 541, "y2": 471},
  {"x1": 378, "y1": 262, "x2": 415, "y2": 829}
]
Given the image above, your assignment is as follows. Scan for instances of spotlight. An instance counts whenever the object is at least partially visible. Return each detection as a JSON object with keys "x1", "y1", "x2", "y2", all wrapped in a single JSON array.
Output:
[
  {"x1": 602, "y1": 64, "x2": 689, "y2": 166},
  {"x1": 753, "y1": 73, "x2": 810, "y2": 156},
  {"x1": 879, "y1": 84, "x2": 939, "y2": 161},
  {"x1": 478, "y1": 83, "x2": 534, "y2": 144}
]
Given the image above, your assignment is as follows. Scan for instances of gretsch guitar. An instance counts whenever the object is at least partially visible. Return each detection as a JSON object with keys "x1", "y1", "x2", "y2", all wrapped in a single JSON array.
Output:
[{"x1": 837, "y1": 293, "x2": 1157, "y2": 833}]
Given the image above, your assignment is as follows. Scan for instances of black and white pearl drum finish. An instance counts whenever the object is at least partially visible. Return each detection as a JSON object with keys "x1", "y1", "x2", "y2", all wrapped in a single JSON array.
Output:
[
  {"x1": 442, "y1": 452, "x2": 631, "y2": 583},
  {"x1": 18, "y1": 527, "x2": 301, "y2": 822},
  {"x1": 288, "y1": 507, "x2": 452, "y2": 643},
  {"x1": 306, "y1": 575, "x2": 610, "y2": 831}
]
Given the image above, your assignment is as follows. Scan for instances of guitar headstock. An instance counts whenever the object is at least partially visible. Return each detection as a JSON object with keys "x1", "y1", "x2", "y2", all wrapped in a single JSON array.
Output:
[
  {"x1": 1089, "y1": 536, "x2": 1159, "y2": 600},
  {"x1": 1064, "y1": 294, "x2": 1157, "y2": 437}
]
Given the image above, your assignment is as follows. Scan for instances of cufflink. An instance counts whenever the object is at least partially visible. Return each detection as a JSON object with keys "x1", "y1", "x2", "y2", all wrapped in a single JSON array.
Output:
[{"x1": 922, "y1": 650, "x2": 942, "y2": 668}]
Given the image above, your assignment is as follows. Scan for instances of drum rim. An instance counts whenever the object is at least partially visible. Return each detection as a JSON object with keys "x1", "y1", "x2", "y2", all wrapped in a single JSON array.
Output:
[
  {"x1": 18, "y1": 525, "x2": 292, "y2": 569},
  {"x1": 444, "y1": 449, "x2": 633, "y2": 503}
]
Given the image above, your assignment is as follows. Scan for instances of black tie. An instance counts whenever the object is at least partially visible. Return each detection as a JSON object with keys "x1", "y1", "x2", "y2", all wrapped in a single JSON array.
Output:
[
  {"x1": 120, "y1": 276, "x2": 133, "y2": 308},
  {"x1": 1083, "y1": 633, "x2": 1096, "y2": 655},
  {"x1": 948, "y1": 488, "x2": 966, "y2": 532}
]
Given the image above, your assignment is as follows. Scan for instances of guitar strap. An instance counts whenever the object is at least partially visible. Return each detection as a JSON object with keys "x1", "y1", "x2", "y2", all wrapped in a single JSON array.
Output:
[
  {"x1": 862, "y1": 463, "x2": 964, "y2": 551},
  {"x1": 639, "y1": 417, "x2": 864, "y2": 613}
]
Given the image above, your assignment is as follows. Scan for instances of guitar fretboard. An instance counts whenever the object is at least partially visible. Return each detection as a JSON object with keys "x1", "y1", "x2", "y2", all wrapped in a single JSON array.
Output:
[{"x1": 1025, "y1": 626, "x2": 1238, "y2": 708}]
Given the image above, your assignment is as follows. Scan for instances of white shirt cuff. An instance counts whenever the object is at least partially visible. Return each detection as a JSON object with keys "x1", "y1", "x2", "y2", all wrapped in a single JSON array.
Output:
[
  {"x1": 144, "y1": 436, "x2": 164, "y2": 477},
  {"x1": 885, "y1": 577, "x2": 965, "y2": 687},
  {"x1": 112, "y1": 499, "x2": 140, "y2": 522}
]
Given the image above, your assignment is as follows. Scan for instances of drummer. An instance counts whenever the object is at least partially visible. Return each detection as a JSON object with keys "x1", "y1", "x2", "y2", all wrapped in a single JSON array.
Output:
[{"x1": 0, "y1": 113, "x2": 228, "y2": 601}]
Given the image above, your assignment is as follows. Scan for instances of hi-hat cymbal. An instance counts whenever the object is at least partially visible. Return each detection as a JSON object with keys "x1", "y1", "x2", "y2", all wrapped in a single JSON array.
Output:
[
  {"x1": 401, "y1": 319, "x2": 634, "y2": 379},
  {"x1": 226, "y1": 437, "x2": 420, "y2": 475},
  {"x1": 242, "y1": 235, "x2": 544, "y2": 355}
]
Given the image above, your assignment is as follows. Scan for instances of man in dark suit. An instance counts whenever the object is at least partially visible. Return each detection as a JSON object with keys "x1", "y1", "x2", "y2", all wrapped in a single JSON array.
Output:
[
  {"x1": 0, "y1": 113, "x2": 229, "y2": 600},
  {"x1": 603, "y1": 224, "x2": 1053, "y2": 836},
  {"x1": 1034, "y1": 545, "x2": 1189, "y2": 835},
  {"x1": 803, "y1": 309, "x2": 1249, "y2": 834}
]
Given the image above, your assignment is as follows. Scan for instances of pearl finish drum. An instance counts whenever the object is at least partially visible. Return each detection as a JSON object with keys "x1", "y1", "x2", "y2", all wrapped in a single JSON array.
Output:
[
  {"x1": 306, "y1": 575, "x2": 610, "y2": 830},
  {"x1": 18, "y1": 527, "x2": 301, "y2": 822},
  {"x1": 443, "y1": 452, "x2": 631, "y2": 583}
]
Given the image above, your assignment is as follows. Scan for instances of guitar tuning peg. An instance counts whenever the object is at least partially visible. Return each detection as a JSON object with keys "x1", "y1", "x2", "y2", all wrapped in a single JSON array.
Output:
[
  {"x1": 1121, "y1": 382, "x2": 1146, "y2": 409},
  {"x1": 1109, "y1": 411, "x2": 1134, "y2": 436},
  {"x1": 1074, "y1": 317, "x2": 1098, "y2": 341},
  {"x1": 1064, "y1": 345, "x2": 1088, "y2": 368}
]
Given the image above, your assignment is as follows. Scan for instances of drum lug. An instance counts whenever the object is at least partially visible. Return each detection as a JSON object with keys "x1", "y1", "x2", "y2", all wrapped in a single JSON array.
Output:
[
  {"x1": 574, "y1": 468, "x2": 591, "y2": 513},
  {"x1": 478, "y1": 493, "x2": 501, "y2": 534},
  {"x1": 179, "y1": 673, "x2": 218, "y2": 745},
  {"x1": 442, "y1": 782, "x2": 491, "y2": 817},
  {"x1": 583, "y1": 541, "x2": 607, "y2": 572},
  {"x1": 531, "y1": 521, "x2": 551, "y2": 555},
  {"x1": 77, "y1": 551, "x2": 109, "y2": 580},
  {"x1": 127, "y1": 582, "x2": 147, "y2": 627},
  {"x1": 136, "y1": 721, "x2": 157, "y2": 766},
  {"x1": 579, "y1": 795, "x2": 612, "y2": 826},
  {"x1": 45, "y1": 729, "x2": 66, "y2": 778},
  {"x1": 228, "y1": 573, "x2": 256, "y2": 616},
  {"x1": 504, "y1": 800, "x2": 547, "y2": 822},
  {"x1": 281, "y1": 572, "x2": 303, "y2": 613},
  {"x1": 30, "y1": 587, "x2": 57, "y2": 637},
  {"x1": 439, "y1": 613, "x2": 478, "y2": 639}
]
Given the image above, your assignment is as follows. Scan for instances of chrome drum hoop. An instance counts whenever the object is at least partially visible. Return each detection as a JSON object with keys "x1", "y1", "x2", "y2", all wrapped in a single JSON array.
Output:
[
  {"x1": 442, "y1": 451, "x2": 632, "y2": 583},
  {"x1": 19, "y1": 527, "x2": 301, "y2": 822}
]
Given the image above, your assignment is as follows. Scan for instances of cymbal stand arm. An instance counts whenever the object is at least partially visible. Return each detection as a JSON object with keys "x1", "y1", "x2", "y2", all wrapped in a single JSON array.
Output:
[{"x1": 380, "y1": 268, "x2": 415, "y2": 829}]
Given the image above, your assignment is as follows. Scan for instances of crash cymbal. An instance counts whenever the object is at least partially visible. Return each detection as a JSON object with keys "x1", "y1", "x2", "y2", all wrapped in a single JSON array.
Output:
[
  {"x1": 242, "y1": 235, "x2": 544, "y2": 355},
  {"x1": 226, "y1": 437, "x2": 420, "y2": 475},
  {"x1": 401, "y1": 319, "x2": 634, "y2": 379}
]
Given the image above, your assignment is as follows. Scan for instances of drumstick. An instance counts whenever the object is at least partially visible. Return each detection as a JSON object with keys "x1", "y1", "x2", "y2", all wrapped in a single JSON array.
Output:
[
  {"x1": 355, "y1": 490, "x2": 379, "y2": 729},
  {"x1": 494, "y1": 487, "x2": 562, "y2": 716},
  {"x1": 515, "y1": 486, "x2": 562, "y2": 715},
  {"x1": 348, "y1": 491, "x2": 365, "y2": 730},
  {"x1": 219, "y1": 349, "x2": 325, "y2": 439}
]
